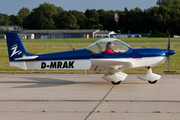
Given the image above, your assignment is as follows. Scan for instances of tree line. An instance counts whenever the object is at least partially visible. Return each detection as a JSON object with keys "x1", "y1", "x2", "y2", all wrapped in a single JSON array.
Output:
[{"x1": 1, "y1": 0, "x2": 180, "y2": 36}]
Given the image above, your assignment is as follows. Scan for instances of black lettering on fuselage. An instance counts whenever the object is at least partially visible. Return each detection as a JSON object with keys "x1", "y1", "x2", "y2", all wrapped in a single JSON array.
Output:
[
  {"x1": 50, "y1": 62, "x2": 56, "y2": 69},
  {"x1": 41, "y1": 61, "x2": 75, "y2": 69},
  {"x1": 57, "y1": 62, "x2": 62, "y2": 68},
  {"x1": 63, "y1": 61, "x2": 68, "y2": 68},
  {"x1": 69, "y1": 61, "x2": 74, "y2": 68},
  {"x1": 41, "y1": 62, "x2": 46, "y2": 69}
]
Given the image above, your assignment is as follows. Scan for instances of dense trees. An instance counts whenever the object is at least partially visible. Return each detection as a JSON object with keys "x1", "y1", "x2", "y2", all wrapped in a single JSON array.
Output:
[
  {"x1": 0, "y1": 13, "x2": 9, "y2": 25},
  {"x1": 1, "y1": 0, "x2": 180, "y2": 35},
  {"x1": 24, "y1": 3, "x2": 59, "y2": 29},
  {"x1": 156, "y1": 0, "x2": 180, "y2": 8}
]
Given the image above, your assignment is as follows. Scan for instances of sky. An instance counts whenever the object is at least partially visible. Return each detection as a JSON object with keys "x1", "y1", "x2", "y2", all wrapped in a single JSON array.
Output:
[{"x1": 0, "y1": 0, "x2": 158, "y2": 15}]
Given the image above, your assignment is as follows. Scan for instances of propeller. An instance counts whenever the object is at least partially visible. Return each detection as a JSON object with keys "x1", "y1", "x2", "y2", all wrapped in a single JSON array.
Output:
[
  {"x1": 166, "y1": 34, "x2": 176, "y2": 71},
  {"x1": 167, "y1": 34, "x2": 170, "y2": 50},
  {"x1": 167, "y1": 34, "x2": 170, "y2": 71},
  {"x1": 167, "y1": 53, "x2": 170, "y2": 71}
]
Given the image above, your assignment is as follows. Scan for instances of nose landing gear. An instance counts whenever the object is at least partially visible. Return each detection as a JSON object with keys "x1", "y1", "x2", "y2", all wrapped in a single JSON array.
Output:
[{"x1": 137, "y1": 67, "x2": 161, "y2": 84}]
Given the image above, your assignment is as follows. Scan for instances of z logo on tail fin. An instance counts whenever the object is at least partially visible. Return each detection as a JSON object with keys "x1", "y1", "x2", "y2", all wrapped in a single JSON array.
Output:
[{"x1": 10, "y1": 44, "x2": 22, "y2": 57}]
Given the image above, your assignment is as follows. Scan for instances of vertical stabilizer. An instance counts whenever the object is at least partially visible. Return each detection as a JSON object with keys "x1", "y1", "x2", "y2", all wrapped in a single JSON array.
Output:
[{"x1": 6, "y1": 32, "x2": 27, "y2": 61}]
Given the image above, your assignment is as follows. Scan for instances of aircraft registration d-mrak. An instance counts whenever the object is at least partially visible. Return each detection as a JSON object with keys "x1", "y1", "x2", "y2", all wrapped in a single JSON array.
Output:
[{"x1": 6, "y1": 32, "x2": 176, "y2": 85}]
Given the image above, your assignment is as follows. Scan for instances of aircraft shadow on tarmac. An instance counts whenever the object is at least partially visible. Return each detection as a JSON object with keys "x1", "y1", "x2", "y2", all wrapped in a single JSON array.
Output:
[{"x1": 0, "y1": 77, "x2": 92, "y2": 88}]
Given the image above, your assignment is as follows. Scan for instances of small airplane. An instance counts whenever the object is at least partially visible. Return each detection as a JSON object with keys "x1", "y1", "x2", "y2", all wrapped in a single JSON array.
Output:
[{"x1": 6, "y1": 32, "x2": 176, "y2": 85}]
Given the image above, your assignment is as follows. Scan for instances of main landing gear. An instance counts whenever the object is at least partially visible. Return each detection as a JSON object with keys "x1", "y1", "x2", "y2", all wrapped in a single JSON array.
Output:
[{"x1": 102, "y1": 72, "x2": 127, "y2": 85}]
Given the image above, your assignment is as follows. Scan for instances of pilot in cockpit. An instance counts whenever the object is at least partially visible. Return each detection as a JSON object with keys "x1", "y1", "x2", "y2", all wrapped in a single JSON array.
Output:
[
  {"x1": 104, "y1": 42, "x2": 122, "y2": 53},
  {"x1": 104, "y1": 42, "x2": 115, "y2": 53}
]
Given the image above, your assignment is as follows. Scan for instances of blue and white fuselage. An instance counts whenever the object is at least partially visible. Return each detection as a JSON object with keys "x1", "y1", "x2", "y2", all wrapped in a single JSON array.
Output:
[{"x1": 6, "y1": 33, "x2": 175, "y2": 85}]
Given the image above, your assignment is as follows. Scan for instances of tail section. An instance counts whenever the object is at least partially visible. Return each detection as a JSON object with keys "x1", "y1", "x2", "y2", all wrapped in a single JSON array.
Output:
[
  {"x1": 6, "y1": 32, "x2": 27, "y2": 61},
  {"x1": 6, "y1": 32, "x2": 38, "y2": 70}
]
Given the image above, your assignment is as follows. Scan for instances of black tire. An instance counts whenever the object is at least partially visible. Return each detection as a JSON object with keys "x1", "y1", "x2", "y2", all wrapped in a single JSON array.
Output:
[
  {"x1": 111, "y1": 81, "x2": 121, "y2": 85},
  {"x1": 148, "y1": 80, "x2": 157, "y2": 84}
]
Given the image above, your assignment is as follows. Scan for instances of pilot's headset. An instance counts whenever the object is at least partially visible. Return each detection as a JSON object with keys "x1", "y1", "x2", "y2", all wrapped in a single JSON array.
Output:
[{"x1": 106, "y1": 42, "x2": 113, "y2": 49}]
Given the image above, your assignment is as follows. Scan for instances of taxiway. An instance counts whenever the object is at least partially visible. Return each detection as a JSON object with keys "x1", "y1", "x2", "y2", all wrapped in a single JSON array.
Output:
[{"x1": 0, "y1": 74, "x2": 180, "y2": 120}]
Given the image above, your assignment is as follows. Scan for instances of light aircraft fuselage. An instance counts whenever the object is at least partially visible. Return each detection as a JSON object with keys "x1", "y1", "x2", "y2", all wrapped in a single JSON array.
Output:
[{"x1": 6, "y1": 33, "x2": 175, "y2": 85}]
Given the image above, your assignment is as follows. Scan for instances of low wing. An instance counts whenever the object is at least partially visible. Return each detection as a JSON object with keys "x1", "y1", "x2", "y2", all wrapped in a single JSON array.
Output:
[{"x1": 90, "y1": 59, "x2": 134, "y2": 73}]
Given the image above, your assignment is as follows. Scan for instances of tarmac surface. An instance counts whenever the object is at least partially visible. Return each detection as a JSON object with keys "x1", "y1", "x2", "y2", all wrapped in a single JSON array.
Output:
[{"x1": 0, "y1": 74, "x2": 180, "y2": 120}]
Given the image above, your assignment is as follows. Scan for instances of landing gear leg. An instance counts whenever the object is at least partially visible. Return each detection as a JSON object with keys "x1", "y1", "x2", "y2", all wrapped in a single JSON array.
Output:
[{"x1": 147, "y1": 67, "x2": 158, "y2": 84}]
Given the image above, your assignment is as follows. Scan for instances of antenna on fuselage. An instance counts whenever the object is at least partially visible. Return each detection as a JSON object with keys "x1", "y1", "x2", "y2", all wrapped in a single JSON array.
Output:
[{"x1": 63, "y1": 38, "x2": 75, "y2": 50}]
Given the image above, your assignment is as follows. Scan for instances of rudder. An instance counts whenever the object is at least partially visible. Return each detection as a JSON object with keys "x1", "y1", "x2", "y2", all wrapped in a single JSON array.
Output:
[{"x1": 6, "y1": 32, "x2": 27, "y2": 61}]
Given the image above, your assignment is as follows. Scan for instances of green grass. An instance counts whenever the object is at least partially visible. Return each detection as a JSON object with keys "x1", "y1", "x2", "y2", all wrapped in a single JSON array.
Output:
[
  {"x1": 1, "y1": 37, "x2": 180, "y2": 43},
  {"x1": 0, "y1": 39, "x2": 179, "y2": 74}
]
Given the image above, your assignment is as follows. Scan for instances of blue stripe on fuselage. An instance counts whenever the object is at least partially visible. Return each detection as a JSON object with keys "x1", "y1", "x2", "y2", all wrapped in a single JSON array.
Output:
[
  {"x1": 22, "y1": 48, "x2": 167, "y2": 61},
  {"x1": 36, "y1": 48, "x2": 96, "y2": 60},
  {"x1": 132, "y1": 48, "x2": 167, "y2": 57}
]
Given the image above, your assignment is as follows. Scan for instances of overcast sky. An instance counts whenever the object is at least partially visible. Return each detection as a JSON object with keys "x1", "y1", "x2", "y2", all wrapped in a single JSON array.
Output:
[{"x1": 0, "y1": 0, "x2": 158, "y2": 15}]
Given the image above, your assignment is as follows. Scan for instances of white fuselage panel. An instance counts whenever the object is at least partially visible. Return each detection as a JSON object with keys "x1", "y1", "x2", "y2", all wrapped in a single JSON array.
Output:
[
  {"x1": 10, "y1": 60, "x2": 91, "y2": 70},
  {"x1": 10, "y1": 56, "x2": 166, "y2": 71}
]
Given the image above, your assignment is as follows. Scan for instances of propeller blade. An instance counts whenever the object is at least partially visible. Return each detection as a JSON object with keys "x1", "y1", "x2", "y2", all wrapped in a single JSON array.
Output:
[
  {"x1": 167, "y1": 55, "x2": 170, "y2": 71},
  {"x1": 167, "y1": 34, "x2": 170, "y2": 50},
  {"x1": 167, "y1": 34, "x2": 170, "y2": 71},
  {"x1": 166, "y1": 34, "x2": 176, "y2": 71}
]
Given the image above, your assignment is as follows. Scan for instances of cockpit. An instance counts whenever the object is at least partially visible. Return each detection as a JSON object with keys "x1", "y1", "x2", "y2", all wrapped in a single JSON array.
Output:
[{"x1": 86, "y1": 38, "x2": 132, "y2": 54}]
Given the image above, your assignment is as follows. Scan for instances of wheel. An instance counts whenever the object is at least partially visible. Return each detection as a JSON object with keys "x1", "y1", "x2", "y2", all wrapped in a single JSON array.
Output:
[
  {"x1": 111, "y1": 81, "x2": 121, "y2": 85},
  {"x1": 148, "y1": 80, "x2": 157, "y2": 84}
]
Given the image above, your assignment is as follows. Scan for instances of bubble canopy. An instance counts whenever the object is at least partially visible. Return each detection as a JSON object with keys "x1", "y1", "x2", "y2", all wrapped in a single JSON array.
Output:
[{"x1": 86, "y1": 38, "x2": 132, "y2": 54}]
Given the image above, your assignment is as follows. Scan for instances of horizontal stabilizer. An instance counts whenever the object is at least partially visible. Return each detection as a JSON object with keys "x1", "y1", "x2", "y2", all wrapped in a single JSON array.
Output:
[{"x1": 15, "y1": 56, "x2": 39, "y2": 60}]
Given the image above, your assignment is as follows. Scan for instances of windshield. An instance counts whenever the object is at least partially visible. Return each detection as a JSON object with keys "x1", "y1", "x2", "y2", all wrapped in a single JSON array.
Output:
[{"x1": 86, "y1": 38, "x2": 131, "y2": 54}]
